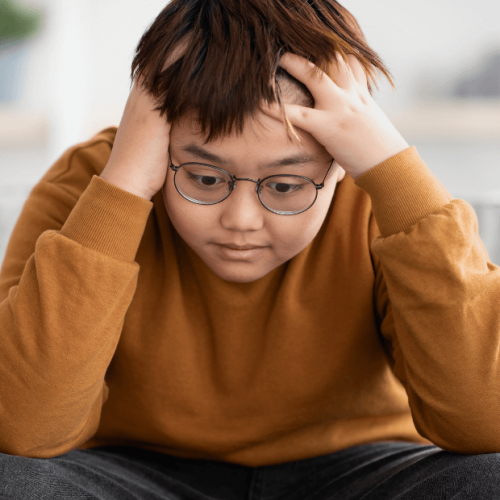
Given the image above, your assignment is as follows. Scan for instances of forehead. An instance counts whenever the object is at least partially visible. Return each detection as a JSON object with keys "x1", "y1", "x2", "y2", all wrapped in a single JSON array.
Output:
[
  {"x1": 176, "y1": 142, "x2": 322, "y2": 171},
  {"x1": 169, "y1": 109, "x2": 325, "y2": 161}
]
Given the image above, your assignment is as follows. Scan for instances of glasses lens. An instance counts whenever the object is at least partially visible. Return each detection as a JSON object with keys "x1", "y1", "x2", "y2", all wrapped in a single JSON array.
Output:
[
  {"x1": 175, "y1": 164, "x2": 232, "y2": 204},
  {"x1": 259, "y1": 175, "x2": 317, "y2": 214}
]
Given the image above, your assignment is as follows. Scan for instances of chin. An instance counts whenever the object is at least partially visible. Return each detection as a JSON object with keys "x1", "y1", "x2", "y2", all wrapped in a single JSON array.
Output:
[{"x1": 209, "y1": 261, "x2": 274, "y2": 283}]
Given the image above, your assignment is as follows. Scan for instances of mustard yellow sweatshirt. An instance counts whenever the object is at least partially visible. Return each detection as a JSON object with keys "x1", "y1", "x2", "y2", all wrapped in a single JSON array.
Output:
[{"x1": 0, "y1": 127, "x2": 498, "y2": 465}]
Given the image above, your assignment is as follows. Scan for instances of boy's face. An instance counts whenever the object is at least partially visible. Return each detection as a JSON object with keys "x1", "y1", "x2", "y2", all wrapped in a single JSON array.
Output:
[{"x1": 163, "y1": 108, "x2": 345, "y2": 283}]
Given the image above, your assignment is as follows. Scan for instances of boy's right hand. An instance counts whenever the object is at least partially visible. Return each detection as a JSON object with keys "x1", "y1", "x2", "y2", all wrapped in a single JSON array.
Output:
[
  {"x1": 100, "y1": 80, "x2": 172, "y2": 201},
  {"x1": 100, "y1": 36, "x2": 190, "y2": 201}
]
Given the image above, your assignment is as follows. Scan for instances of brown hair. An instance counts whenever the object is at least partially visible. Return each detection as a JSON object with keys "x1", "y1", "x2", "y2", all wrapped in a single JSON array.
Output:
[{"x1": 131, "y1": 0, "x2": 395, "y2": 143}]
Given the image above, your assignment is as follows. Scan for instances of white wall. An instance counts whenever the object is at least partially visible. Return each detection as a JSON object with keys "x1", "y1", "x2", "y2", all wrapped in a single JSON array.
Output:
[
  {"x1": 18, "y1": 0, "x2": 172, "y2": 162},
  {"x1": 343, "y1": 0, "x2": 500, "y2": 110}
]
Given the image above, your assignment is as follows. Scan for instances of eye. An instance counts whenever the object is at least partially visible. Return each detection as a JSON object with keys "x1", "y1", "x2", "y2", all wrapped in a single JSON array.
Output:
[
  {"x1": 262, "y1": 179, "x2": 307, "y2": 196},
  {"x1": 186, "y1": 171, "x2": 227, "y2": 187},
  {"x1": 271, "y1": 182, "x2": 300, "y2": 193}
]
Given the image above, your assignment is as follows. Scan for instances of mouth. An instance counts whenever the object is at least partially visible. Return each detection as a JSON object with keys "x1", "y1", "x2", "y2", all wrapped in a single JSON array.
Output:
[
  {"x1": 215, "y1": 243, "x2": 269, "y2": 260},
  {"x1": 217, "y1": 243, "x2": 267, "y2": 251}
]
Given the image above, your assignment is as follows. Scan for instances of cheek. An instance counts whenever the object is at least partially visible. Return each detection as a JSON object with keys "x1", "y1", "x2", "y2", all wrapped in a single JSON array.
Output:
[
  {"x1": 269, "y1": 206, "x2": 329, "y2": 257},
  {"x1": 163, "y1": 171, "x2": 217, "y2": 245},
  {"x1": 265, "y1": 174, "x2": 337, "y2": 246},
  {"x1": 271, "y1": 185, "x2": 335, "y2": 255}
]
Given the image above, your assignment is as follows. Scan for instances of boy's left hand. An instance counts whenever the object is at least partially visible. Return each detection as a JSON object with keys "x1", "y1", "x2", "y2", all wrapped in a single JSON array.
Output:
[{"x1": 261, "y1": 52, "x2": 409, "y2": 180}]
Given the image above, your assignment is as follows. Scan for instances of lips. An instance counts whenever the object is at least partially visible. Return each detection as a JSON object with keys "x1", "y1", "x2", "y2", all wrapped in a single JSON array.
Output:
[{"x1": 218, "y1": 243, "x2": 267, "y2": 250}]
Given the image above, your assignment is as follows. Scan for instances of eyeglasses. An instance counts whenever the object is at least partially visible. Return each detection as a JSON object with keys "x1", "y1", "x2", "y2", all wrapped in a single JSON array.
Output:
[{"x1": 168, "y1": 151, "x2": 335, "y2": 216}]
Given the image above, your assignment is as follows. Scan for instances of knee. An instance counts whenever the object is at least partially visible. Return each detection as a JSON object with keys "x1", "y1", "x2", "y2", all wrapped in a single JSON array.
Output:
[
  {"x1": 465, "y1": 452, "x2": 500, "y2": 484},
  {"x1": 436, "y1": 451, "x2": 500, "y2": 497}
]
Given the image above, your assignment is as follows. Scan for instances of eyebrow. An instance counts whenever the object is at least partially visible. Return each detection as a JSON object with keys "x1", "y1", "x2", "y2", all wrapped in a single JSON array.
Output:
[{"x1": 179, "y1": 143, "x2": 318, "y2": 168}]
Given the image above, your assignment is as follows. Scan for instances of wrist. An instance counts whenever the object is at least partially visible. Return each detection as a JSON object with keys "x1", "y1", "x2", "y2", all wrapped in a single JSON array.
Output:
[
  {"x1": 100, "y1": 169, "x2": 153, "y2": 201},
  {"x1": 350, "y1": 138, "x2": 410, "y2": 180}
]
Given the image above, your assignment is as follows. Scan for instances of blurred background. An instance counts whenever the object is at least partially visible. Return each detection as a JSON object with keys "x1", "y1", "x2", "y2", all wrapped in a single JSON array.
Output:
[{"x1": 0, "y1": 0, "x2": 499, "y2": 265}]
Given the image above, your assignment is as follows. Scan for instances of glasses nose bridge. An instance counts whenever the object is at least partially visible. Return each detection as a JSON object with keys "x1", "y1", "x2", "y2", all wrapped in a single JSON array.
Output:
[
  {"x1": 231, "y1": 176, "x2": 261, "y2": 193},
  {"x1": 232, "y1": 176, "x2": 259, "y2": 184}
]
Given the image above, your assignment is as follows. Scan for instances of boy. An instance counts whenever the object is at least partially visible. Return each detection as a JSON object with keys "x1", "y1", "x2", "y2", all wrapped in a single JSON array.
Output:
[{"x1": 1, "y1": 0, "x2": 500, "y2": 498}]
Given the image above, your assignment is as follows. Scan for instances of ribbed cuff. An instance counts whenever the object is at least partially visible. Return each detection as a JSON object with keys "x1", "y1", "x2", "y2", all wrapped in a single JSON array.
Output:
[
  {"x1": 60, "y1": 176, "x2": 153, "y2": 262},
  {"x1": 354, "y1": 146, "x2": 453, "y2": 237}
]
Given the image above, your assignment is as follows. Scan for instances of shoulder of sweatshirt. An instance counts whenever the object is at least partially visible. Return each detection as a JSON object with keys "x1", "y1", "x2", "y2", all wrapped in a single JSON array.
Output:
[{"x1": 40, "y1": 126, "x2": 118, "y2": 201}]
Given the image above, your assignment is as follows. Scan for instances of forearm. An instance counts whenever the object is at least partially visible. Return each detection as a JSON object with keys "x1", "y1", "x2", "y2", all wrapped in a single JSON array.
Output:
[
  {"x1": 0, "y1": 176, "x2": 152, "y2": 458},
  {"x1": 360, "y1": 147, "x2": 500, "y2": 454}
]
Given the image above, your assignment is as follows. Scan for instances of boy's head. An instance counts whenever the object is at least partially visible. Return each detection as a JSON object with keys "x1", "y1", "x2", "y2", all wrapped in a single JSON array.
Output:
[{"x1": 131, "y1": 0, "x2": 394, "y2": 283}]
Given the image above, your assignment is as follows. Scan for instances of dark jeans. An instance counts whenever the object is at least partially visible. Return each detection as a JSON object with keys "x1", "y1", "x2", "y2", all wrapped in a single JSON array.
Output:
[{"x1": 1, "y1": 441, "x2": 500, "y2": 499}]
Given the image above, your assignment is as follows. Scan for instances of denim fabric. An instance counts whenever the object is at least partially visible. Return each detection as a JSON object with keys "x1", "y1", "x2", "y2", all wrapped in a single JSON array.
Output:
[{"x1": 1, "y1": 441, "x2": 500, "y2": 499}]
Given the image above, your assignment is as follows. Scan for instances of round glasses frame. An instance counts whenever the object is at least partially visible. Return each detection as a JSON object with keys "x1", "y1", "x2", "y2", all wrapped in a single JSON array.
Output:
[{"x1": 168, "y1": 152, "x2": 335, "y2": 216}]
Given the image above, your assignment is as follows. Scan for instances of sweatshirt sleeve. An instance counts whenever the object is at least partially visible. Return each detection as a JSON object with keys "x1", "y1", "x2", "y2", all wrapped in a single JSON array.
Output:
[
  {"x1": 356, "y1": 146, "x2": 500, "y2": 455},
  {"x1": 0, "y1": 132, "x2": 153, "y2": 458}
]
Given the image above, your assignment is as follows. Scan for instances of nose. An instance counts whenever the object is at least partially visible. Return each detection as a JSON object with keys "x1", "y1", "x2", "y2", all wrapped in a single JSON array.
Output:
[{"x1": 219, "y1": 180, "x2": 265, "y2": 232}]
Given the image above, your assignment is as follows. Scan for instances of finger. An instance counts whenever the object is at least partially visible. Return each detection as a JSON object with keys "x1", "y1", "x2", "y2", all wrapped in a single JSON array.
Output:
[
  {"x1": 259, "y1": 101, "x2": 287, "y2": 127},
  {"x1": 260, "y1": 100, "x2": 320, "y2": 136},
  {"x1": 345, "y1": 54, "x2": 368, "y2": 87},
  {"x1": 278, "y1": 52, "x2": 341, "y2": 104},
  {"x1": 327, "y1": 52, "x2": 352, "y2": 89}
]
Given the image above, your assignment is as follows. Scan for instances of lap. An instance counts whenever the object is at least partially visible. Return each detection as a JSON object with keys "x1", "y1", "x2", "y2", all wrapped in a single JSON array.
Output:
[
  {"x1": 0, "y1": 445, "x2": 222, "y2": 500},
  {"x1": 253, "y1": 441, "x2": 500, "y2": 500},
  {"x1": 1, "y1": 441, "x2": 499, "y2": 499},
  {"x1": 357, "y1": 443, "x2": 500, "y2": 500}
]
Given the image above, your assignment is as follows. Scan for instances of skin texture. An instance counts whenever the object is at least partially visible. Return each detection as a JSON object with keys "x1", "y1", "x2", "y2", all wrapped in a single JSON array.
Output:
[
  {"x1": 163, "y1": 111, "x2": 346, "y2": 283},
  {"x1": 99, "y1": 38, "x2": 189, "y2": 200},
  {"x1": 100, "y1": 78, "x2": 172, "y2": 201}
]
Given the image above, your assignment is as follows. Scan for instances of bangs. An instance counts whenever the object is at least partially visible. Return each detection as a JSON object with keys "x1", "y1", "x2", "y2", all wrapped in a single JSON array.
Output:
[{"x1": 131, "y1": 0, "x2": 395, "y2": 143}]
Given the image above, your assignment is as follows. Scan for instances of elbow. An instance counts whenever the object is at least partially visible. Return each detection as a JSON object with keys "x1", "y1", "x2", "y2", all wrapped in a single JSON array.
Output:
[{"x1": 412, "y1": 407, "x2": 500, "y2": 455}]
